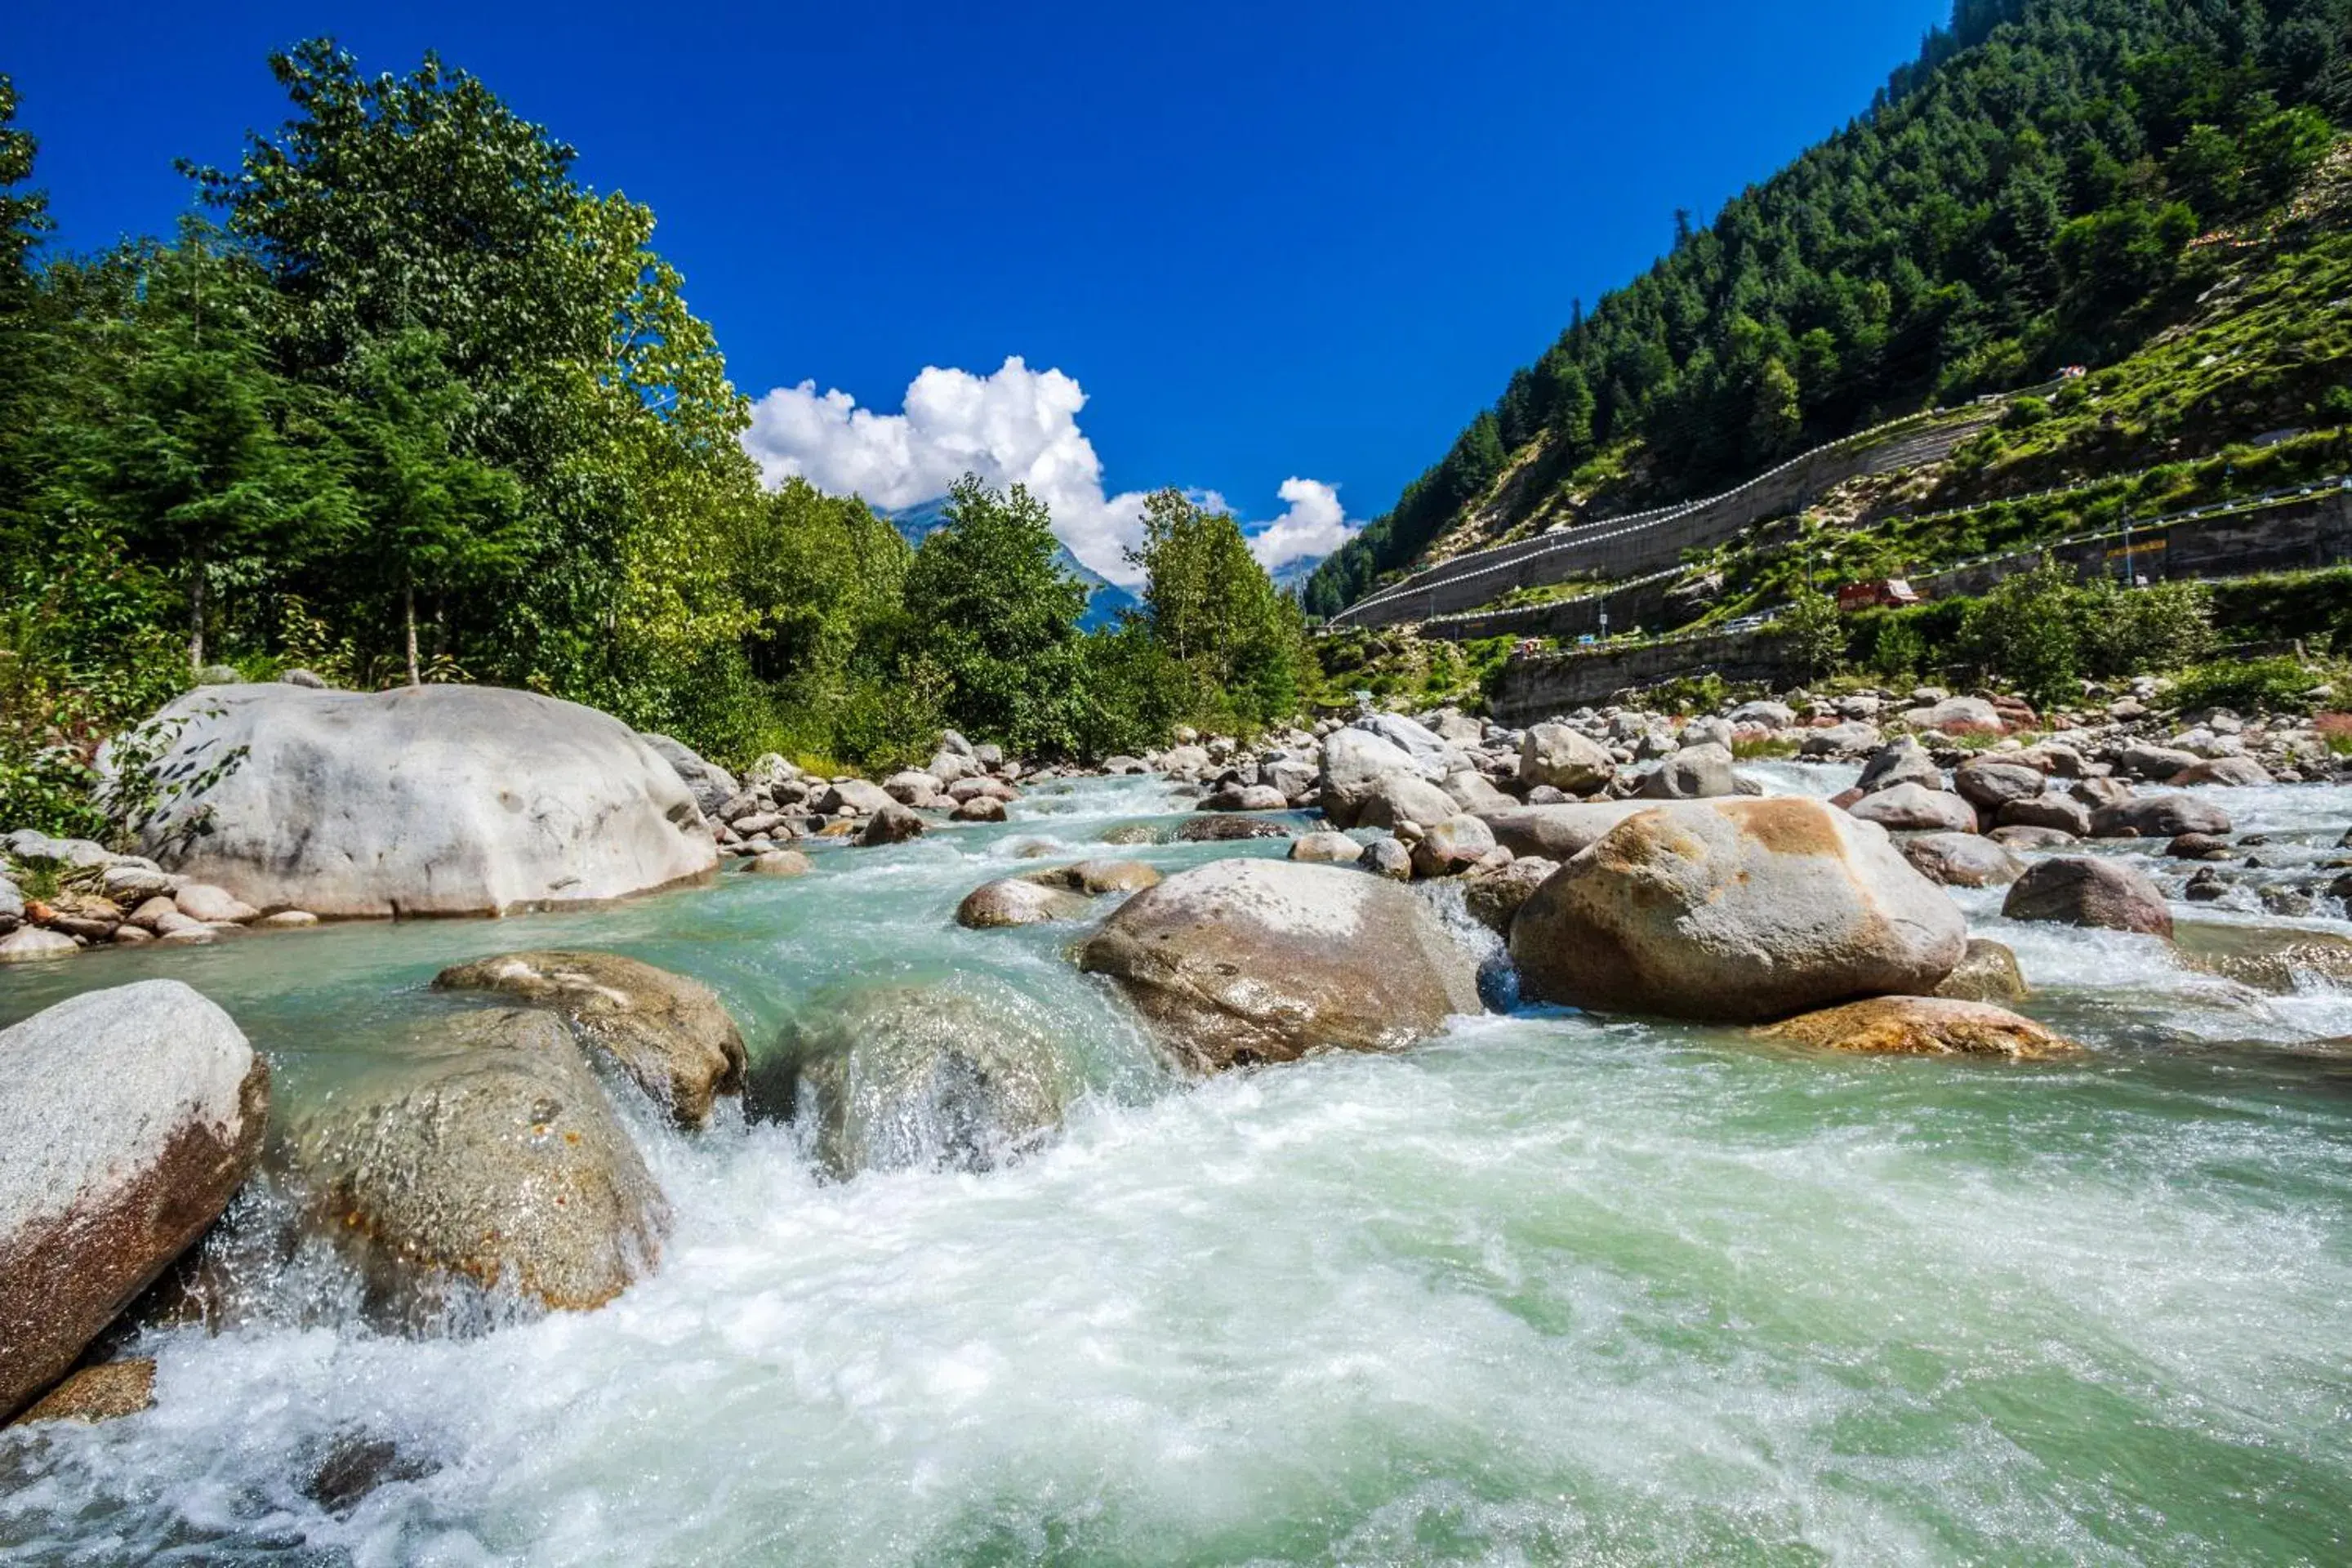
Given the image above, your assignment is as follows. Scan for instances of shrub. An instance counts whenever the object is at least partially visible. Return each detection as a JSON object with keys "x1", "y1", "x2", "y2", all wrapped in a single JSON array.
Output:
[{"x1": 2166, "y1": 657, "x2": 2333, "y2": 716}]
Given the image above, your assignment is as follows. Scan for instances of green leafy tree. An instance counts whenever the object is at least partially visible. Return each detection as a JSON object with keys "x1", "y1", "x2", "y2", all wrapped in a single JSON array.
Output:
[
  {"x1": 901, "y1": 476, "x2": 1089, "y2": 755},
  {"x1": 1124, "y1": 488, "x2": 1308, "y2": 733},
  {"x1": 1780, "y1": 585, "x2": 1846, "y2": 677},
  {"x1": 1959, "y1": 555, "x2": 2082, "y2": 706},
  {"x1": 332, "y1": 330, "x2": 527, "y2": 684}
]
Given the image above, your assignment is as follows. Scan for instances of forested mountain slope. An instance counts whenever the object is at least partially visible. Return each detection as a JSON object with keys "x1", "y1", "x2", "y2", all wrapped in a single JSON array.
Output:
[{"x1": 1303, "y1": 0, "x2": 2352, "y2": 619}]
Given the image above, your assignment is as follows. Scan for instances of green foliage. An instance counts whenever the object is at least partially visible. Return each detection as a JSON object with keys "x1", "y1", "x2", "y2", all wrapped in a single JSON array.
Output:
[
  {"x1": 900, "y1": 477, "x2": 1089, "y2": 757},
  {"x1": 1870, "y1": 617, "x2": 1930, "y2": 679},
  {"x1": 1780, "y1": 586, "x2": 1846, "y2": 676},
  {"x1": 2167, "y1": 654, "x2": 2336, "y2": 715},
  {"x1": 1958, "y1": 556, "x2": 2087, "y2": 706},
  {"x1": 1304, "y1": 0, "x2": 2352, "y2": 620},
  {"x1": 1124, "y1": 488, "x2": 1309, "y2": 735}
]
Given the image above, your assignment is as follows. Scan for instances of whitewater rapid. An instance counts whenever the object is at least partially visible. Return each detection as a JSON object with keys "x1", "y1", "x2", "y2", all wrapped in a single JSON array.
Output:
[{"x1": 3, "y1": 769, "x2": 2350, "y2": 1565}]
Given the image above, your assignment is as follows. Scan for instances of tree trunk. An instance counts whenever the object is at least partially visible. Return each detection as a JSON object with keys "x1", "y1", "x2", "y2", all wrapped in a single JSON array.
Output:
[
  {"x1": 188, "y1": 541, "x2": 207, "y2": 674},
  {"x1": 405, "y1": 580, "x2": 421, "y2": 688}
]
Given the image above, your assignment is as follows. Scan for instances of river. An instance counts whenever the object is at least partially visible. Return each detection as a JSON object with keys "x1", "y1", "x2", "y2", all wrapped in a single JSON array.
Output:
[{"x1": 3, "y1": 768, "x2": 2350, "y2": 1565}]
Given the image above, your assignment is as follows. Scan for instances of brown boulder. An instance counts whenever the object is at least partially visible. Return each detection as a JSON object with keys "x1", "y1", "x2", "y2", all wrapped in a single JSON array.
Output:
[
  {"x1": 2001, "y1": 857, "x2": 2173, "y2": 938},
  {"x1": 1900, "y1": 833, "x2": 2025, "y2": 889},
  {"x1": 1079, "y1": 859, "x2": 1481, "y2": 1071},
  {"x1": 434, "y1": 951, "x2": 747, "y2": 1127},
  {"x1": 1757, "y1": 996, "x2": 2080, "y2": 1059},
  {"x1": 1934, "y1": 938, "x2": 2029, "y2": 1003},
  {"x1": 956, "y1": 877, "x2": 1094, "y2": 929},
  {"x1": 1508, "y1": 798, "x2": 1967, "y2": 1022},
  {"x1": 1, "y1": 982, "x2": 268, "y2": 1421}
]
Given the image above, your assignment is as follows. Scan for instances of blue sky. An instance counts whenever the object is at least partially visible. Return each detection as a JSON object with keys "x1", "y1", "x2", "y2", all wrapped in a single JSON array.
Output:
[{"x1": 11, "y1": 0, "x2": 1951, "y2": 580}]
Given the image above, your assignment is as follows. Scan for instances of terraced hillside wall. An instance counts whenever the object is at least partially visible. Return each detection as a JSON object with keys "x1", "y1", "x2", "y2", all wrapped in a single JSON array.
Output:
[{"x1": 1331, "y1": 404, "x2": 2003, "y2": 630}]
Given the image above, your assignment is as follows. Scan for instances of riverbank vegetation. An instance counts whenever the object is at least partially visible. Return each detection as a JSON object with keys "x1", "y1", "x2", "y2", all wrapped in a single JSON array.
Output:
[
  {"x1": 1303, "y1": 0, "x2": 2352, "y2": 617},
  {"x1": 0, "y1": 51, "x2": 1308, "y2": 833}
]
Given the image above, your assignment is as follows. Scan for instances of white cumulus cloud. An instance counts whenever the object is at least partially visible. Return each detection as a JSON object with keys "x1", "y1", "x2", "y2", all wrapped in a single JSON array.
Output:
[{"x1": 742, "y1": 356, "x2": 1358, "y2": 589}]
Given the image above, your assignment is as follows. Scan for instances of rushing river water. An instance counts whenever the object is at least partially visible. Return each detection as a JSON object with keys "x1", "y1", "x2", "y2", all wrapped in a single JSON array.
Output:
[{"x1": 5, "y1": 768, "x2": 2352, "y2": 1566}]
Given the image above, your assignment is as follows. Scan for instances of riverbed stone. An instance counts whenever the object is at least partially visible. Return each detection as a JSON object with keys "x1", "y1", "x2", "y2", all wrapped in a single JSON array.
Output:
[
  {"x1": 2176, "y1": 925, "x2": 2352, "y2": 992},
  {"x1": 432, "y1": 951, "x2": 748, "y2": 1127},
  {"x1": 1317, "y1": 728, "x2": 1427, "y2": 829},
  {"x1": 292, "y1": 1009, "x2": 667, "y2": 1324},
  {"x1": 858, "y1": 803, "x2": 929, "y2": 845},
  {"x1": 1174, "y1": 816, "x2": 1292, "y2": 843},
  {"x1": 1757, "y1": 996, "x2": 2079, "y2": 1059},
  {"x1": 639, "y1": 734, "x2": 737, "y2": 819},
  {"x1": 1356, "y1": 773, "x2": 1463, "y2": 834},
  {"x1": 956, "y1": 878, "x2": 1094, "y2": 929},
  {"x1": 1462, "y1": 856, "x2": 1559, "y2": 935},
  {"x1": 1636, "y1": 742, "x2": 1738, "y2": 800},
  {"x1": 1018, "y1": 860, "x2": 1161, "y2": 896},
  {"x1": 2170, "y1": 756, "x2": 2274, "y2": 787},
  {"x1": 1856, "y1": 739, "x2": 1941, "y2": 795},
  {"x1": 745, "y1": 849, "x2": 813, "y2": 876},
  {"x1": 1473, "y1": 801, "x2": 1652, "y2": 862},
  {"x1": 1517, "y1": 724, "x2": 1615, "y2": 794},
  {"x1": 2002, "y1": 857, "x2": 2174, "y2": 938},
  {"x1": 1900, "y1": 832, "x2": 2025, "y2": 888},
  {"x1": 10, "y1": 1359, "x2": 156, "y2": 1426},
  {"x1": 1998, "y1": 794, "x2": 2092, "y2": 835},
  {"x1": 1358, "y1": 839, "x2": 1414, "y2": 880},
  {"x1": 0, "y1": 927, "x2": 79, "y2": 963},
  {"x1": 2089, "y1": 795, "x2": 2232, "y2": 840},
  {"x1": 1080, "y1": 858, "x2": 1482, "y2": 1072},
  {"x1": 1934, "y1": 938, "x2": 2029, "y2": 1003},
  {"x1": 755, "y1": 982, "x2": 1072, "y2": 1177},
  {"x1": 1846, "y1": 782, "x2": 1980, "y2": 834},
  {"x1": 120, "y1": 684, "x2": 716, "y2": 919},
  {"x1": 1288, "y1": 831, "x2": 1363, "y2": 865},
  {"x1": 172, "y1": 883, "x2": 260, "y2": 925},
  {"x1": 0, "y1": 980, "x2": 269, "y2": 1421},
  {"x1": 1508, "y1": 798, "x2": 1967, "y2": 1023},
  {"x1": 1410, "y1": 814, "x2": 1498, "y2": 878},
  {"x1": 1953, "y1": 761, "x2": 2046, "y2": 814}
]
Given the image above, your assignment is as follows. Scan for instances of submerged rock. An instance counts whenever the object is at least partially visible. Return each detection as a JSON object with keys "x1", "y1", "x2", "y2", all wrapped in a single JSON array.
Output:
[
  {"x1": 1019, "y1": 860, "x2": 1161, "y2": 896},
  {"x1": 2002, "y1": 857, "x2": 2173, "y2": 938},
  {"x1": 1079, "y1": 858, "x2": 1482, "y2": 1071},
  {"x1": 1173, "y1": 816, "x2": 1292, "y2": 843},
  {"x1": 1, "y1": 981, "x2": 268, "y2": 1421},
  {"x1": 292, "y1": 1009, "x2": 668, "y2": 1325},
  {"x1": 10, "y1": 1359, "x2": 156, "y2": 1426},
  {"x1": 2176, "y1": 925, "x2": 2352, "y2": 993},
  {"x1": 1900, "y1": 833, "x2": 2025, "y2": 888},
  {"x1": 752, "y1": 982, "x2": 1071, "y2": 1177},
  {"x1": 1933, "y1": 938, "x2": 2029, "y2": 1004},
  {"x1": 1508, "y1": 798, "x2": 1967, "y2": 1023},
  {"x1": 432, "y1": 951, "x2": 747, "y2": 1127},
  {"x1": 744, "y1": 849, "x2": 813, "y2": 877},
  {"x1": 1757, "y1": 996, "x2": 2081, "y2": 1059},
  {"x1": 1288, "y1": 831, "x2": 1363, "y2": 865},
  {"x1": 122, "y1": 684, "x2": 715, "y2": 918},
  {"x1": 956, "y1": 877, "x2": 1094, "y2": 929}
]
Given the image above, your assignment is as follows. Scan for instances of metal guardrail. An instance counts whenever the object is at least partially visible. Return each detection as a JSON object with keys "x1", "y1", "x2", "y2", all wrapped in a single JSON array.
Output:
[{"x1": 1329, "y1": 394, "x2": 2024, "y2": 628}]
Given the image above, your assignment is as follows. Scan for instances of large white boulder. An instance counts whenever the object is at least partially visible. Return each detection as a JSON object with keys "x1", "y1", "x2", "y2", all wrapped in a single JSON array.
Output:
[
  {"x1": 1080, "y1": 859, "x2": 1483, "y2": 1071},
  {"x1": 1508, "y1": 798, "x2": 1967, "y2": 1022},
  {"x1": 122, "y1": 684, "x2": 718, "y2": 918},
  {"x1": 1318, "y1": 727, "x2": 1428, "y2": 830},
  {"x1": 1, "y1": 981, "x2": 269, "y2": 1419}
]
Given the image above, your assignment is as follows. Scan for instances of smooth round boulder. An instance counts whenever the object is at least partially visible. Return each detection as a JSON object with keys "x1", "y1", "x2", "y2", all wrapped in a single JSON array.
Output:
[
  {"x1": 1934, "y1": 938, "x2": 2029, "y2": 1003},
  {"x1": 1508, "y1": 798, "x2": 1967, "y2": 1022},
  {"x1": 0, "y1": 927, "x2": 79, "y2": 964},
  {"x1": 1410, "y1": 814, "x2": 1498, "y2": 878},
  {"x1": 432, "y1": 951, "x2": 748, "y2": 1127},
  {"x1": 1356, "y1": 773, "x2": 1462, "y2": 834},
  {"x1": 1856, "y1": 739, "x2": 1942, "y2": 795},
  {"x1": 1288, "y1": 831, "x2": 1363, "y2": 865},
  {"x1": 956, "y1": 877, "x2": 1094, "y2": 929},
  {"x1": 1757, "y1": 996, "x2": 2079, "y2": 1059},
  {"x1": 1463, "y1": 856, "x2": 1558, "y2": 935},
  {"x1": 2002, "y1": 857, "x2": 2174, "y2": 938},
  {"x1": 1989, "y1": 822, "x2": 2079, "y2": 851},
  {"x1": 752, "y1": 982, "x2": 1071, "y2": 1177},
  {"x1": 1078, "y1": 858, "x2": 1482, "y2": 1071},
  {"x1": 1474, "y1": 801, "x2": 1651, "y2": 862},
  {"x1": 1, "y1": 981, "x2": 269, "y2": 1420},
  {"x1": 2090, "y1": 795, "x2": 2232, "y2": 840},
  {"x1": 2170, "y1": 756, "x2": 2274, "y2": 787},
  {"x1": 951, "y1": 796, "x2": 1009, "y2": 823},
  {"x1": 2117, "y1": 742, "x2": 2200, "y2": 782},
  {"x1": 1847, "y1": 782, "x2": 1979, "y2": 834},
  {"x1": 639, "y1": 734, "x2": 737, "y2": 818},
  {"x1": 859, "y1": 803, "x2": 929, "y2": 845},
  {"x1": 745, "y1": 849, "x2": 813, "y2": 876},
  {"x1": 1518, "y1": 724, "x2": 1615, "y2": 794},
  {"x1": 1174, "y1": 816, "x2": 1292, "y2": 843},
  {"x1": 1998, "y1": 794, "x2": 2092, "y2": 836},
  {"x1": 1018, "y1": 860, "x2": 1161, "y2": 896},
  {"x1": 1636, "y1": 742, "x2": 1737, "y2": 800},
  {"x1": 1358, "y1": 839, "x2": 1414, "y2": 880},
  {"x1": 292, "y1": 1009, "x2": 668, "y2": 1324},
  {"x1": 1900, "y1": 833, "x2": 2025, "y2": 889},
  {"x1": 1317, "y1": 728, "x2": 1427, "y2": 829},
  {"x1": 1953, "y1": 761, "x2": 2045, "y2": 814},
  {"x1": 121, "y1": 684, "x2": 716, "y2": 918}
]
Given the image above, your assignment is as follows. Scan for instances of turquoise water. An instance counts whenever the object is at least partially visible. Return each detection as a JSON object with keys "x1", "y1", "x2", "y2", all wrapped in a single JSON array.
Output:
[{"x1": 3, "y1": 772, "x2": 2351, "y2": 1565}]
